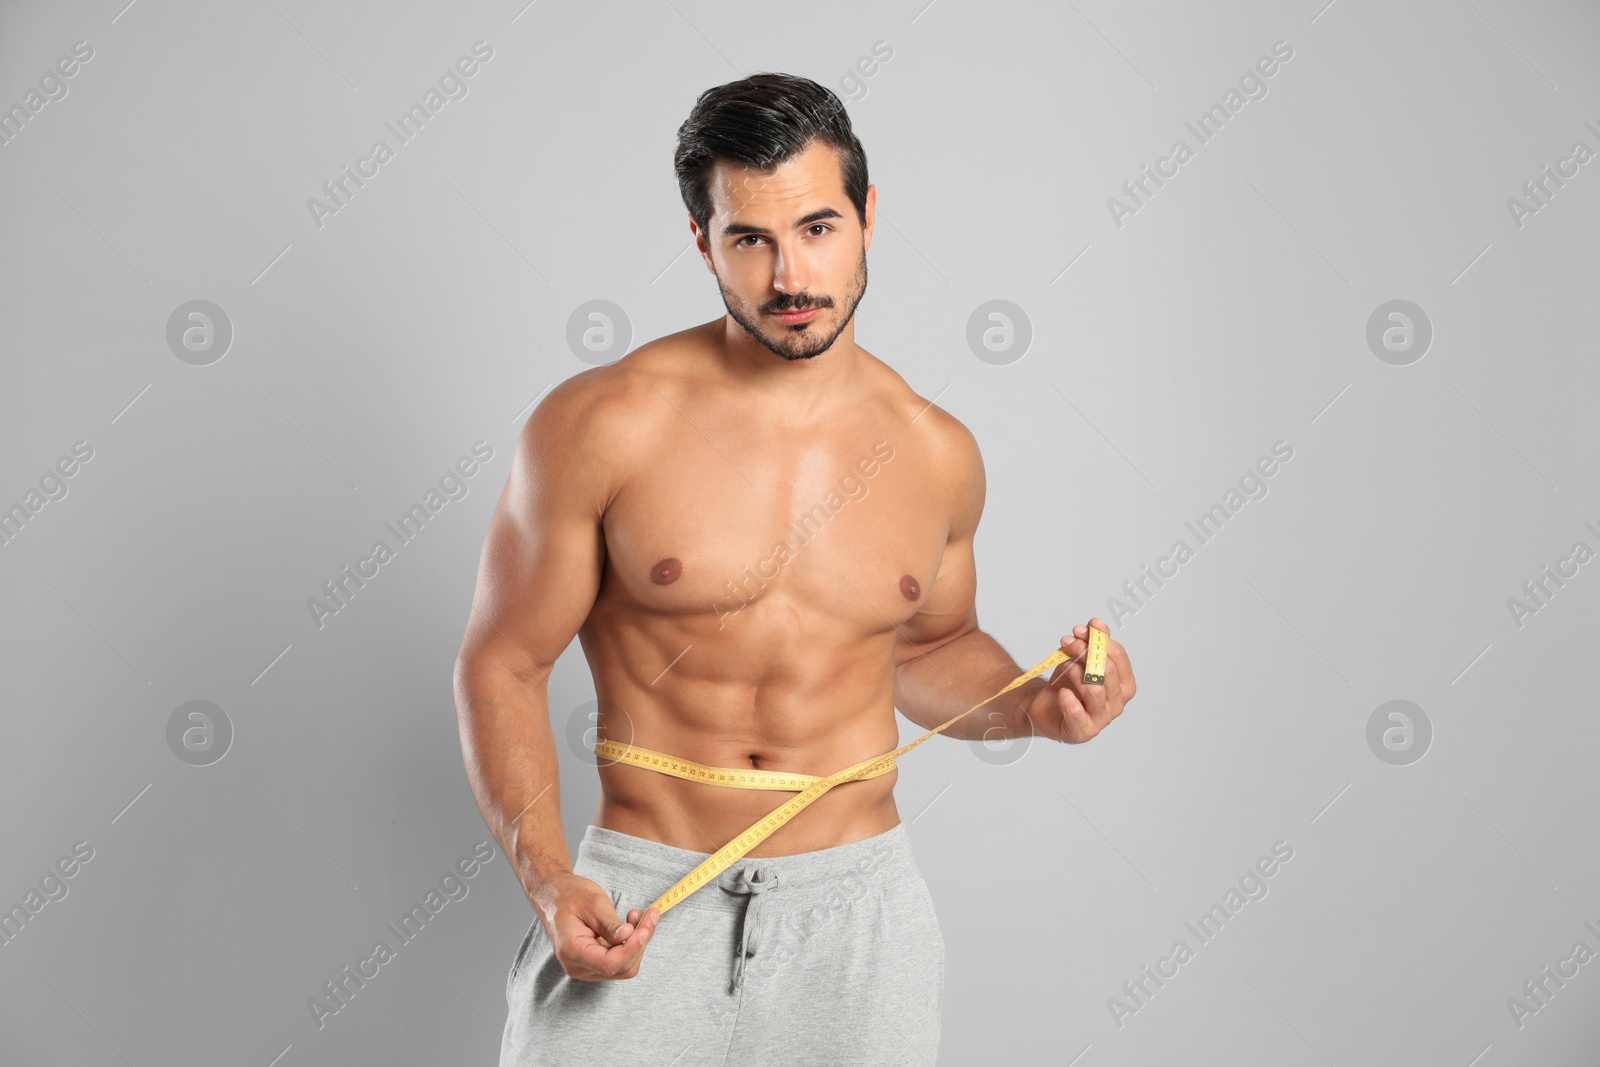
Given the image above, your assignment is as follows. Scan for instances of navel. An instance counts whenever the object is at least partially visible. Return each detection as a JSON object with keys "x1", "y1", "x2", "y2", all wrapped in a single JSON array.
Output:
[
  {"x1": 899, "y1": 574, "x2": 920, "y2": 601},
  {"x1": 650, "y1": 557, "x2": 683, "y2": 585}
]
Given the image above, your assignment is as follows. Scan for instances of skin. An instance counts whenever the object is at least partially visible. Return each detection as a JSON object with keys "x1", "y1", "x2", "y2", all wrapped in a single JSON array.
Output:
[{"x1": 453, "y1": 139, "x2": 1137, "y2": 983}]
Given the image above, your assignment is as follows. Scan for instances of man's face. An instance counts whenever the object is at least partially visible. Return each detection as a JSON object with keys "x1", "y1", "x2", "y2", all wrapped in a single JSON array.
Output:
[{"x1": 695, "y1": 140, "x2": 874, "y2": 362}]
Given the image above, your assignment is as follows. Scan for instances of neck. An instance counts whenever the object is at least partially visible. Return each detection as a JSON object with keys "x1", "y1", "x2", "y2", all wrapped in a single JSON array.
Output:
[{"x1": 711, "y1": 316, "x2": 862, "y2": 414}]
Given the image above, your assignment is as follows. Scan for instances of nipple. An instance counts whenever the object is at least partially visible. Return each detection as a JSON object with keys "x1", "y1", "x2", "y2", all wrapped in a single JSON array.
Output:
[
  {"x1": 899, "y1": 574, "x2": 920, "y2": 600},
  {"x1": 651, "y1": 558, "x2": 683, "y2": 585}
]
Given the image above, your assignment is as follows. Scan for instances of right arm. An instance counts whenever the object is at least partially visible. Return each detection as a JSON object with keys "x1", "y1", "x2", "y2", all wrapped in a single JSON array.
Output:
[{"x1": 452, "y1": 375, "x2": 659, "y2": 980}]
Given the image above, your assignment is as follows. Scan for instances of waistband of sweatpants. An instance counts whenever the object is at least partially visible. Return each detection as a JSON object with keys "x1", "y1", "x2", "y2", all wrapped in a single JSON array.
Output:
[{"x1": 576, "y1": 822, "x2": 923, "y2": 913}]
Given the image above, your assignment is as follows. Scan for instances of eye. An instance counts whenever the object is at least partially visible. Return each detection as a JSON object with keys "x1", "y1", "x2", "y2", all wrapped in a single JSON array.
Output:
[{"x1": 734, "y1": 225, "x2": 830, "y2": 248}]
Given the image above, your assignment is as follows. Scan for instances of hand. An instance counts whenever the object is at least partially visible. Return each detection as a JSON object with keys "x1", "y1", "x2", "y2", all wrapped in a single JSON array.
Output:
[
  {"x1": 1021, "y1": 618, "x2": 1135, "y2": 743},
  {"x1": 536, "y1": 872, "x2": 660, "y2": 981}
]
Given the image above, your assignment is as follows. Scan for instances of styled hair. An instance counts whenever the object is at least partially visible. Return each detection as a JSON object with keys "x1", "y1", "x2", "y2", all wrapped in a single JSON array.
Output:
[{"x1": 674, "y1": 72, "x2": 869, "y2": 241}]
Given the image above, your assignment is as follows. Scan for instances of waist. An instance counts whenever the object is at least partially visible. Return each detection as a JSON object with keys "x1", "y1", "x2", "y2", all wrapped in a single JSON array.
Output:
[
  {"x1": 575, "y1": 822, "x2": 923, "y2": 913},
  {"x1": 595, "y1": 737, "x2": 899, "y2": 790},
  {"x1": 594, "y1": 735, "x2": 902, "y2": 853}
]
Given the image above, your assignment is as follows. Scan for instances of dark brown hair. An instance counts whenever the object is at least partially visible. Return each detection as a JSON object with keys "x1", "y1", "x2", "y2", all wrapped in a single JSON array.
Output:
[{"x1": 674, "y1": 72, "x2": 869, "y2": 240}]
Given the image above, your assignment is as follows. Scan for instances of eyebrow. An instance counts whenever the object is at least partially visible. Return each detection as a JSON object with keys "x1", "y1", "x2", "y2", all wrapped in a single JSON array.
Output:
[{"x1": 719, "y1": 207, "x2": 844, "y2": 239}]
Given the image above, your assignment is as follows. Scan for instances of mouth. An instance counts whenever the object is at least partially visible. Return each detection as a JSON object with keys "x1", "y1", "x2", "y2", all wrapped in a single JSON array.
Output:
[{"x1": 770, "y1": 307, "x2": 822, "y2": 324}]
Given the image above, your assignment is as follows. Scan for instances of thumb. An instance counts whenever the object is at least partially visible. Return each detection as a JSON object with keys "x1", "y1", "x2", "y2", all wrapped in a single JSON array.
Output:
[{"x1": 585, "y1": 891, "x2": 632, "y2": 944}]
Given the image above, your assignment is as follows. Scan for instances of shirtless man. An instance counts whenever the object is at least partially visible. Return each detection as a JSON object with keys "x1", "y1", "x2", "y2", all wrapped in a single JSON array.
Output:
[{"x1": 454, "y1": 72, "x2": 1136, "y2": 1066}]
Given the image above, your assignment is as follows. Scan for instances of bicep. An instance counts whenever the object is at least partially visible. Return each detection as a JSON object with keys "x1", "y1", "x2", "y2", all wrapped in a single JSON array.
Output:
[{"x1": 456, "y1": 384, "x2": 613, "y2": 682}]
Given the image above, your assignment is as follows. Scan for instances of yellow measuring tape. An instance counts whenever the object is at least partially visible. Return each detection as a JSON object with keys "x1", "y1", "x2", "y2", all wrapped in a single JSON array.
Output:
[{"x1": 597, "y1": 628, "x2": 1109, "y2": 916}]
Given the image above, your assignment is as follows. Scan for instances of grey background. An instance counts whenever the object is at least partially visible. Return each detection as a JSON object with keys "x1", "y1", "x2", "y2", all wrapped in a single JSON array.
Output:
[{"x1": 2, "y1": 0, "x2": 1597, "y2": 1064}]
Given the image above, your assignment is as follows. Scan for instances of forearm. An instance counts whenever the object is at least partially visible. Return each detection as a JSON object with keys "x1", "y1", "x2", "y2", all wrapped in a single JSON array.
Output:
[
  {"x1": 894, "y1": 628, "x2": 1048, "y2": 741},
  {"x1": 453, "y1": 659, "x2": 573, "y2": 916}
]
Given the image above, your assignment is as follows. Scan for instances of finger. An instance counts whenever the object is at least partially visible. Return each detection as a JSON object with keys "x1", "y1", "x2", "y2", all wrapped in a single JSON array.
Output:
[
  {"x1": 1054, "y1": 686, "x2": 1094, "y2": 740},
  {"x1": 600, "y1": 911, "x2": 659, "y2": 977},
  {"x1": 1049, "y1": 641, "x2": 1088, "y2": 697},
  {"x1": 554, "y1": 919, "x2": 623, "y2": 974},
  {"x1": 583, "y1": 894, "x2": 632, "y2": 947},
  {"x1": 1025, "y1": 669, "x2": 1078, "y2": 739},
  {"x1": 1069, "y1": 618, "x2": 1108, "y2": 641},
  {"x1": 1057, "y1": 633, "x2": 1088, "y2": 672},
  {"x1": 1069, "y1": 669, "x2": 1109, "y2": 725},
  {"x1": 604, "y1": 912, "x2": 632, "y2": 946},
  {"x1": 1100, "y1": 656, "x2": 1126, "y2": 716},
  {"x1": 597, "y1": 926, "x2": 632, "y2": 948},
  {"x1": 566, "y1": 935, "x2": 642, "y2": 977},
  {"x1": 1105, "y1": 639, "x2": 1136, "y2": 700},
  {"x1": 1091, "y1": 677, "x2": 1112, "y2": 723}
]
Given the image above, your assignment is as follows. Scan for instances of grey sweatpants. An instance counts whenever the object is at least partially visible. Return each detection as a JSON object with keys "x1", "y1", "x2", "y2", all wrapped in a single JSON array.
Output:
[{"x1": 500, "y1": 823, "x2": 944, "y2": 1066}]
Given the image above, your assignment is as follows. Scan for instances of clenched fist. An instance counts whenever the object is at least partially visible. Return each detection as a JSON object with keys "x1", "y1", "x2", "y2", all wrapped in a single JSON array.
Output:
[{"x1": 536, "y1": 872, "x2": 661, "y2": 981}]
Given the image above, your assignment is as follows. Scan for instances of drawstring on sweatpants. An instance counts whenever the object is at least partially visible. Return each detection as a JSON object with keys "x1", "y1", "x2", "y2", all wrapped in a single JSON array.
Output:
[{"x1": 722, "y1": 865, "x2": 780, "y2": 993}]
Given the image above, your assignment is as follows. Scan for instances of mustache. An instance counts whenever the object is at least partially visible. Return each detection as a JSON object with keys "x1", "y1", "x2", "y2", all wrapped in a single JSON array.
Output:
[{"x1": 765, "y1": 295, "x2": 833, "y2": 312}]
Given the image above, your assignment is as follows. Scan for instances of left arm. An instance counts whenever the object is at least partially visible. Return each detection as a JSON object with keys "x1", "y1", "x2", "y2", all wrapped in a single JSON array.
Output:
[{"x1": 891, "y1": 412, "x2": 1135, "y2": 743}]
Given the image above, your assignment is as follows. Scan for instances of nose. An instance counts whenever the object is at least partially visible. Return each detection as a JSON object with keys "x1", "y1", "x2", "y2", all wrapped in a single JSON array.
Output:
[{"x1": 771, "y1": 240, "x2": 812, "y2": 297}]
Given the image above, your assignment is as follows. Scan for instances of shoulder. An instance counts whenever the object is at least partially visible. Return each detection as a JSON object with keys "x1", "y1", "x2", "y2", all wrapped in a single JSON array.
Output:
[
  {"x1": 515, "y1": 328, "x2": 703, "y2": 510},
  {"x1": 868, "y1": 358, "x2": 986, "y2": 533},
  {"x1": 532, "y1": 323, "x2": 709, "y2": 424}
]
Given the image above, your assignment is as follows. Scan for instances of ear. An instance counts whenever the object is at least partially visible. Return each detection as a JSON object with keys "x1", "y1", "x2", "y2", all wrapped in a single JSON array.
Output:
[{"x1": 690, "y1": 214, "x2": 717, "y2": 273}]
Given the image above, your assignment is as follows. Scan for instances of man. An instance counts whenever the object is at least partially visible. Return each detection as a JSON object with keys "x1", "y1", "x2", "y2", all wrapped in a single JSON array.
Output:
[{"x1": 455, "y1": 72, "x2": 1136, "y2": 1066}]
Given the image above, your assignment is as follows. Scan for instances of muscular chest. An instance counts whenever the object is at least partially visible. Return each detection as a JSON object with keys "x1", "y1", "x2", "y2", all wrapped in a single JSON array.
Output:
[{"x1": 602, "y1": 433, "x2": 945, "y2": 632}]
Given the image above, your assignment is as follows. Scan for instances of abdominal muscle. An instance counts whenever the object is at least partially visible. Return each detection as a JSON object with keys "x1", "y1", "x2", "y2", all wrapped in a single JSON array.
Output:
[
  {"x1": 579, "y1": 618, "x2": 906, "y2": 857},
  {"x1": 594, "y1": 730, "x2": 903, "y2": 858}
]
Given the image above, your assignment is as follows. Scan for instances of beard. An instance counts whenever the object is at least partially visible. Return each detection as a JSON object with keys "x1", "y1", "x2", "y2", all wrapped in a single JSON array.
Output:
[{"x1": 714, "y1": 249, "x2": 868, "y2": 362}]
